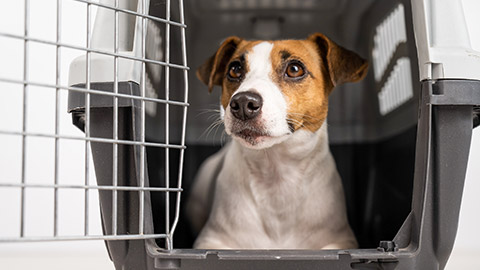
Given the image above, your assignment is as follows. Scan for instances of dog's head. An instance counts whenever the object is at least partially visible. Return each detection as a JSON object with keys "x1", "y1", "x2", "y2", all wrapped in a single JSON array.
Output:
[{"x1": 197, "y1": 33, "x2": 368, "y2": 149}]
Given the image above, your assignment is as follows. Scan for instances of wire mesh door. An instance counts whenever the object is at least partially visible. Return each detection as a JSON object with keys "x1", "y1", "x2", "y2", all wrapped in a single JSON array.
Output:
[{"x1": 0, "y1": 0, "x2": 189, "y2": 251}]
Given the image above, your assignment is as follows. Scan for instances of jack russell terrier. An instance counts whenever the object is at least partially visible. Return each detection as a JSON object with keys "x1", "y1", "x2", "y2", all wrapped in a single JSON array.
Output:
[{"x1": 186, "y1": 33, "x2": 368, "y2": 249}]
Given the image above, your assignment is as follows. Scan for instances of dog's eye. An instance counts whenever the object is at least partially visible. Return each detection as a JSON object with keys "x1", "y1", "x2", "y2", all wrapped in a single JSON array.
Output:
[
  {"x1": 227, "y1": 61, "x2": 243, "y2": 80},
  {"x1": 285, "y1": 62, "x2": 305, "y2": 78}
]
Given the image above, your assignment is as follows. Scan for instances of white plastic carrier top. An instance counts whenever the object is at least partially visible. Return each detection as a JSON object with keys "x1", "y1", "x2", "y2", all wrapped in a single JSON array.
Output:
[{"x1": 411, "y1": 0, "x2": 480, "y2": 81}]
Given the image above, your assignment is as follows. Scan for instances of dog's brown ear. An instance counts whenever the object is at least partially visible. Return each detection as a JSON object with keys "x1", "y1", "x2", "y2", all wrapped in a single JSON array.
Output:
[
  {"x1": 196, "y1": 36, "x2": 243, "y2": 92},
  {"x1": 308, "y1": 33, "x2": 368, "y2": 87}
]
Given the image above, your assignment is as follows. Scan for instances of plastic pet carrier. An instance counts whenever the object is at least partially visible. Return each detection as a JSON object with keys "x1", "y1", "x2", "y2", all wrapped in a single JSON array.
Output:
[{"x1": 1, "y1": 0, "x2": 480, "y2": 269}]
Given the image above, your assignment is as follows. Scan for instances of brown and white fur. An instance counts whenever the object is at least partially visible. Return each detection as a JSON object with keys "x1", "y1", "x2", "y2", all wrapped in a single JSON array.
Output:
[{"x1": 186, "y1": 33, "x2": 368, "y2": 249}]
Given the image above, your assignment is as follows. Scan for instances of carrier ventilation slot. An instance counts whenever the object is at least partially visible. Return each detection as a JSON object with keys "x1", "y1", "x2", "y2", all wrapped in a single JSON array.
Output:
[
  {"x1": 372, "y1": 4, "x2": 407, "y2": 82},
  {"x1": 378, "y1": 57, "x2": 413, "y2": 115}
]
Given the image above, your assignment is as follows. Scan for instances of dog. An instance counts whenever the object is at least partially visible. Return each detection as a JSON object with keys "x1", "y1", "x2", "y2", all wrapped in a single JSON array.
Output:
[{"x1": 186, "y1": 33, "x2": 368, "y2": 249}]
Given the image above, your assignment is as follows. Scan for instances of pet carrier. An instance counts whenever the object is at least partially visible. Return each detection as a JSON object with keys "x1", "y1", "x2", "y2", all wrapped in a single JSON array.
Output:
[{"x1": 1, "y1": 0, "x2": 479, "y2": 269}]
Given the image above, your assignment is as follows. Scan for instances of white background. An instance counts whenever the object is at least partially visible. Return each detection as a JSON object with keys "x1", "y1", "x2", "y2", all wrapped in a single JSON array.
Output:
[{"x1": 0, "y1": 0, "x2": 479, "y2": 269}]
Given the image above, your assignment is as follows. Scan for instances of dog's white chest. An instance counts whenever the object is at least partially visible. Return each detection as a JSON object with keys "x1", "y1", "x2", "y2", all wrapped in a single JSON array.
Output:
[
  {"x1": 246, "y1": 173, "x2": 309, "y2": 244},
  {"x1": 199, "y1": 128, "x2": 351, "y2": 249}
]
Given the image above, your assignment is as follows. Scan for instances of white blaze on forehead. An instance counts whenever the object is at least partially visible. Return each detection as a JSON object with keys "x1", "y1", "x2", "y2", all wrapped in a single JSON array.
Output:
[{"x1": 245, "y1": 42, "x2": 274, "y2": 80}]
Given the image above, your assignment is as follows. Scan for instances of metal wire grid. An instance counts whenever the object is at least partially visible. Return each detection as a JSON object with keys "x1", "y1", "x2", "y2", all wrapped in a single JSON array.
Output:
[{"x1": 0, "y1": 0, "x2": 189, "y2": 249}]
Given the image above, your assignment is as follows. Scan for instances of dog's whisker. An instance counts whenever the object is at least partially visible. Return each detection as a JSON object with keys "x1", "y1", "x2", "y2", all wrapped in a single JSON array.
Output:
[
  {"x1": 287, "y1": 112, "x2": 323, "y2": 121},
  {"x1": 287, "y1": 118, "x2": 315, "y2": 127},
  {"x1": 198, "y1": 108, "x2": 221, "y2": 113},
  {"x1": 286, "y1": 115, "x2": 322, "y2": 128},
  {"x1": 200, "y1": 118, "x2": 224, "y2": 140},
  {"x1": 195, "y1": 108, "x2": 223, "y2": 119},
  {"x1": 207, "y1": 113, "x2": 221, "y2": 121},
  {"x1": 209, "y1": 121, "x2": 224, "y2": 139},
  {"x1": 286, "y1": 121, "x2": 300, "y2": 129},
  {"x1": 212, "y1": 121, "x2": 224, "y2": 141},
  {"x1": 286, "y1": 116, "x2": 306, "y2": 123},
  {"x1": 204, "y1": 124, "x2": 217, "y2": 140},
  {"x1": 286, "y1": 118, "x2": 306, "y2": 129},
  {"x1": 286, "y1": 118, "x2": 303, "y2": 125}
]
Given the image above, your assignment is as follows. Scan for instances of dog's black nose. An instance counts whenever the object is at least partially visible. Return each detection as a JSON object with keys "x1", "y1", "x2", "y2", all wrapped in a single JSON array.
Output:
[{"x1": 230, "y1": 91, "x2": 263, "y2": 121}]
